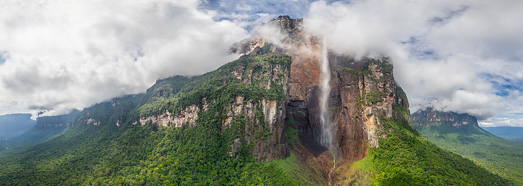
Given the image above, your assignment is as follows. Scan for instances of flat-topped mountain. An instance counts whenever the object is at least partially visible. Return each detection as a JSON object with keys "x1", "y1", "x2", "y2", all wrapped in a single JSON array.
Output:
[{"x1": 411, "y1": 108, "x2": 478, "y2": 128}]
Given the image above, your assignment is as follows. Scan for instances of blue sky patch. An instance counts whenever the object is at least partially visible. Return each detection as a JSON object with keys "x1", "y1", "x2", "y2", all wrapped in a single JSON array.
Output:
[
  {"x1": 402, "y1": 37, "x2": 440, "y2": 60},
  {"x1": 482, "y1": 73, "x2": 523, "y2": 97},
  {"x1": 0, "y1": 51, "x2": 7, "y2": 64}
]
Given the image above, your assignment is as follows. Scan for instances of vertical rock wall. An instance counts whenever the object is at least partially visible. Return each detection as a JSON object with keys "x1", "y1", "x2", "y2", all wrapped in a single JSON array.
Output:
[
  {"x1": 331, "y1": 56, "x2": 409, "y2": 161},
  {"x1": 234, "y1": 16, "x2": 410, "y2": 162}
]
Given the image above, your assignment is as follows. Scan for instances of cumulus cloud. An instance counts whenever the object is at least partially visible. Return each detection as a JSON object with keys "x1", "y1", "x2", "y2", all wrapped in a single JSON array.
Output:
[
  {"x1": 479, "y1": 117, "x2": 523, "y2": 128},
  {"x1": 303, "y1": 0, "x2": 523, "y2": 125},
  {"x1": 0, "y1": 0, "x2": 246, "y2": 117}
]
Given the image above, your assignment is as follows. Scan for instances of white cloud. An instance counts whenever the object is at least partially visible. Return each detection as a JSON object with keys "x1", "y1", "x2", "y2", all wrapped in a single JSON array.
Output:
[
  {"x1": 304, "y1": 0, "x2": 523, "y2": 126},
  {"x1": 479, "y1": 117, "x2": 523, "y2": 127},
  {"x1": 0, "y1": 0, "x2": 246, "y2": 117}
]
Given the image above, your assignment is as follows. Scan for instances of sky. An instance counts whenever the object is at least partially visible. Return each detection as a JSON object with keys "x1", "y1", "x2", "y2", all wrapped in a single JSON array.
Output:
[{"x1": 0, "y1": 0, "x2": 522, "y2": 127}]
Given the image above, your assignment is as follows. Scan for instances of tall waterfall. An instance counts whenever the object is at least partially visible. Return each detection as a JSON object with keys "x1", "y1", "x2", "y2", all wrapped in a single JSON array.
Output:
[{"x1": 319, "y1": 39, "x2": 333, "y2": 148}]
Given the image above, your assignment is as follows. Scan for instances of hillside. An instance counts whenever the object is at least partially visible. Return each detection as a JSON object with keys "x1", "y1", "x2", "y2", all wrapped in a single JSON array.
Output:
[
  {"x1": 412, "y1": 108, "x2": 523, "y2": 185},
  {"x1": 0, "y1": 16, "x2": 511, "y2": 185}
]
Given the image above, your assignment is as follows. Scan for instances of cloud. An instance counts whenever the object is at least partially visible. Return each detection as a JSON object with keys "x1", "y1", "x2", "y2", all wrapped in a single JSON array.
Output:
[
  {"x1": 479, "y1": 116, "x2": 523, "y2": 127},
  {"x1": 303, "y1": 0, "x2": 523, "y2": 125},
  {"x1": 1, "y1": 0, "x2": 523, "y2": 127},
  {"x1": 0, "y1": 0, "x2": 246, "y2": 117}
]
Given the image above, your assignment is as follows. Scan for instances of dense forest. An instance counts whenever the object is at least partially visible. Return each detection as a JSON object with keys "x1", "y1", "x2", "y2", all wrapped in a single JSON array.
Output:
[{"x1": 414, "y1": 123, "x2": 523, "y2": 185}]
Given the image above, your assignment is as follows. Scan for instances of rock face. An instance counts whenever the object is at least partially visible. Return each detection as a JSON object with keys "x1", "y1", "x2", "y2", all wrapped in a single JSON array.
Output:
[
  {"x1": 411, "y1": 108, "x2": 478, "y2": 128},
  {"x1": 234, "y1": 16, "x2": 409, "y2": 162},
  {"x1": 233, "y1": 15, "x2": 322, "y2": 102},
  {"x1": 224, "y1": 97, "x2": 288, "y2": 161},
  {"x1": 138, "y1": 105, "x2": 200, "y2": 127},
  {"x1": 330, "y1": 57, "x2": 409, "y2": 161},
  {"x1": 210, "y1": 57, "x2": 291, "y2": 161}
]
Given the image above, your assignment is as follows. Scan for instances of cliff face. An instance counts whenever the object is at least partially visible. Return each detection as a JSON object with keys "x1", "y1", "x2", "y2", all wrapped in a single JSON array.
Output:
[
  {"x1": 330, "y1": 57, "x2": 409, "y2": 161},
  {"x1": 234, "y1": 16, "x2": 409, "y2": 162},
  {"x1": 411, "y1": 108, "x2": 478, "y2": 128},
  {"x1": 233, "y1": 16, "x2": 321, "y2": 102}
]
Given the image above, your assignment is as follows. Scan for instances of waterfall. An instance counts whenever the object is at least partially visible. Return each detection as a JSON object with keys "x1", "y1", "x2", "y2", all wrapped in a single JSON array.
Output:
[{"x1": 319, "y1": 39, "x2": 333, "y2": 149}]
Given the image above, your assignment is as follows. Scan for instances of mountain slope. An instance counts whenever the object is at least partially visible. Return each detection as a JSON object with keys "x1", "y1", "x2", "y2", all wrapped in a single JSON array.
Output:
[{"x1": 412, "y1": 108, "x2": 523, "y2": 185}]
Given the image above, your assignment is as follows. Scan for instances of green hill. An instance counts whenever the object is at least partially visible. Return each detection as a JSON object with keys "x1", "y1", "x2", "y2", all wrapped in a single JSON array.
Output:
[{"x1": 412, "y1": 109, "x2": 523, "y2": 185}]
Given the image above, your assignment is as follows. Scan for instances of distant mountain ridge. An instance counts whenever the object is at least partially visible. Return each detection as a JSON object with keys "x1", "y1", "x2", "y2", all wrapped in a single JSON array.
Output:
[
  {"x1": 411, "y1": 108, "x2": 478, "y2": 128},
  {"x1": 412, "y1": 108, "x2": 523, "y2": 185}
]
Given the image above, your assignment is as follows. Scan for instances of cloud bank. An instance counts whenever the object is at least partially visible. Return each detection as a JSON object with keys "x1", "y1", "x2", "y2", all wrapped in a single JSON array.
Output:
[{"x1": 0, "y1": 0, "x2": 246, "y2": 117}]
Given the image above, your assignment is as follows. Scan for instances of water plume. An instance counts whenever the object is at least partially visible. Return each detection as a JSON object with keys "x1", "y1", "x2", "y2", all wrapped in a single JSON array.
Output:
[{"x1": 319, "y1": 39, "x2": 333, "y2": 149}]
